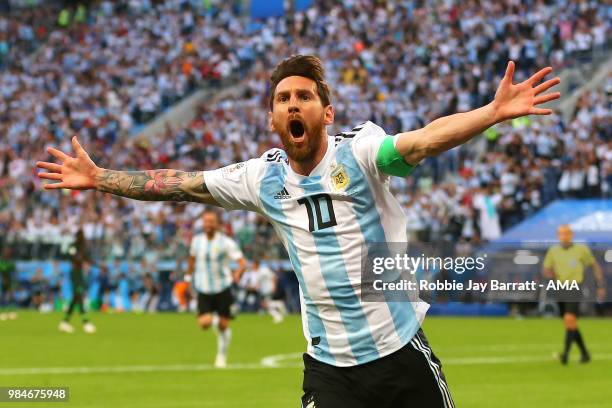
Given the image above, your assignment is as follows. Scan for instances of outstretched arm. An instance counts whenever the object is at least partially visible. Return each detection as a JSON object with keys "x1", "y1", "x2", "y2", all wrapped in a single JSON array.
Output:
[
  {"x1": 397, "y1": 61, "x2": 561, "y2": 165},
  {"x1": 94, "y1": 169, "x2": 216, "y2": 203},
  {"x1": 36, "y1": 136, "x2": 219, "y2": 205}
]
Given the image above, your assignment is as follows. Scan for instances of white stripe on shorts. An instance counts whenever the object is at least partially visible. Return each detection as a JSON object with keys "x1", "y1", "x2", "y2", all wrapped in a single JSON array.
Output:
[{"x1": 410, "y1": 332, "x2": 455, "y2": 408}]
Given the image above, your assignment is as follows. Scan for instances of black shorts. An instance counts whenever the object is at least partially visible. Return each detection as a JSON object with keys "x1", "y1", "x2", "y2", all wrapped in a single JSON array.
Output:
[
  {"x1": 301, "y1": 329, "x2": 454, "y2": 408},
  {"x1": 197, "y1": 288, "x2": 233, "y2": 318},
  {"x1": 556, "y1": 287, "x2": 583, "y2": 316}
]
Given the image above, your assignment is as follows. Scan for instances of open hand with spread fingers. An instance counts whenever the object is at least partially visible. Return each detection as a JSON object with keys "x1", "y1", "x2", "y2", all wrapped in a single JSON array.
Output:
[
  {"x1": 36, "y1": 136, "x2": 101, "y2": 190},
  {"x1": 492, "y1": 61, "x2": 561, "y2": 122}
]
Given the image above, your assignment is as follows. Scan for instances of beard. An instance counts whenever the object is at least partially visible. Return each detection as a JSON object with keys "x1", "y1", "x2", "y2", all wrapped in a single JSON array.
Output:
[{"x1": 274, "y1": 116, "x2": 325, "y2": 162}]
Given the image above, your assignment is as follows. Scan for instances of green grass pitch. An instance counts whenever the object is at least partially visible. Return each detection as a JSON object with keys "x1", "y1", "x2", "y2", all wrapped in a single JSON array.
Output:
[{"x1": 1, "y1": 312, "x2": 611, "y2": 407}]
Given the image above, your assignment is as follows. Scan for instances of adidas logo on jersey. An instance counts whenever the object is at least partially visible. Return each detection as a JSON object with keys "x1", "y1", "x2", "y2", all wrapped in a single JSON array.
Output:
[{"x1": 274, "y1": 187, "x2": 291, "y2": 200}]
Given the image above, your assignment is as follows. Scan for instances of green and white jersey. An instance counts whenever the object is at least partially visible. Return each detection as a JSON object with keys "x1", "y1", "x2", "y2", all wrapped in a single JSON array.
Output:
[{"x1": 204, "y1": 121, "x2": 429, "y2": 367}]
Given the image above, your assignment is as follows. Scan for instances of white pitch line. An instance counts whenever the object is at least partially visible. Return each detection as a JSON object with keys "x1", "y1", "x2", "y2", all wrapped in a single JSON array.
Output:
[
  {"x1": 261, "y1": 352, "x2": 303, "y2": 367},
  {"x1": 260, "y1": 351, "x2": 612, "y2": 367},
  {"x1": 2, "y1": 352, "x2": 612, "y2": 376}
]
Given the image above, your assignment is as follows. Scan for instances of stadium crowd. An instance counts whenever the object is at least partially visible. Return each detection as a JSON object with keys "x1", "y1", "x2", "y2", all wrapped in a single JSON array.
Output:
[
  {"x1": 0, "y1": 3, "x2": 59, "y2": 69},
  {"x1": 0, "y1": 0, "x2": 610, "y2": 311}
]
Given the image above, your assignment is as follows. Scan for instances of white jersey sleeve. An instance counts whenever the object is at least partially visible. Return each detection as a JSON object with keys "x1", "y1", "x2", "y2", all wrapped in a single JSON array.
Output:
[
  {"x1": 203, "y1": 159, "x2": 265, "y2": 212},
  {"x1": 349, "y1": 121, "x2": 388, "y2": 180}
]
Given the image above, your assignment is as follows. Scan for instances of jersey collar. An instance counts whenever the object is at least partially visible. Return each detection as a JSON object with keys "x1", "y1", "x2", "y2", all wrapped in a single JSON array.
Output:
[{"x1": 287, "y1": 135, "x2": 334, "y2": 179}]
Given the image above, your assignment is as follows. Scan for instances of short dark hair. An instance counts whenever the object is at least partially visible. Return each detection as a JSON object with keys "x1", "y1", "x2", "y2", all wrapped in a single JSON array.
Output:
[{"x1": 269, "y1": 55, "x2": 332, "y2": 110}]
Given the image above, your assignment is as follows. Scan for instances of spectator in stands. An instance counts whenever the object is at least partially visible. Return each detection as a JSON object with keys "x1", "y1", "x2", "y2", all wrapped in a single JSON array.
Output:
[{"x1": 473, "y1": 184, "x2": 502, "y2": 242}]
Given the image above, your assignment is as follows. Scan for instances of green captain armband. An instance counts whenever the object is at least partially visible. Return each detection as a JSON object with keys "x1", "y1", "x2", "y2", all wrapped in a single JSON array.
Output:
[{"x1": 376, "y1": 136, "x2": 415, "y2": 177}]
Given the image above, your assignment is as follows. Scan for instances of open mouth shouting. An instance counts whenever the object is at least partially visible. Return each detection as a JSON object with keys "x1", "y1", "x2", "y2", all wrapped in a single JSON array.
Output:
[{"x1": 289, "y1": 118, "x2": 306, "y2": 143}]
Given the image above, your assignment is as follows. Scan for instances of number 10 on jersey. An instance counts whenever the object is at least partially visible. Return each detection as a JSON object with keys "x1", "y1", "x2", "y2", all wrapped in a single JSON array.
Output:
[{"x1": 297, "y1": 194, "x2": 337, "y2": 232}]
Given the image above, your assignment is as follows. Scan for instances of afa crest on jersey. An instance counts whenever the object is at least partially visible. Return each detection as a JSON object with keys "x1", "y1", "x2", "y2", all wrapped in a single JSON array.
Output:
[{"x1": 330, "y1": 164, "x2": 349, "y2": 192}]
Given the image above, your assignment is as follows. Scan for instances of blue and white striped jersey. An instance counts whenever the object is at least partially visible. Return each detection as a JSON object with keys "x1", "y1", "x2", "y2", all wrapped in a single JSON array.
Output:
[
  {"x1": 190, "y1": 232, "x2": 243, "y2": 294},
  {"x1": 204, "y1": 121, "x2": 429, "y2": 366}
]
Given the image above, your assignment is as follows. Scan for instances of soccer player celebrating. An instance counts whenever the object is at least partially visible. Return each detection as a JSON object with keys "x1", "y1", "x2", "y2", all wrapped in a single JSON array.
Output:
[
  {"x1": 543, "y1": 225, "x2": 606, "y2": 365},
  {"x1": 186, "y1": 210, "x2": 247, "y2": 368},
  {"x1": 37, "y1": 55, "x2": 560, "y2": 407}
]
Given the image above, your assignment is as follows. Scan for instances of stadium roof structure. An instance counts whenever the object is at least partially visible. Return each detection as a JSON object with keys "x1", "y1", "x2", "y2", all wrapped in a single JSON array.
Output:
[{"x1": 495, "y1": 199, "x2": 612, "y2": 247}]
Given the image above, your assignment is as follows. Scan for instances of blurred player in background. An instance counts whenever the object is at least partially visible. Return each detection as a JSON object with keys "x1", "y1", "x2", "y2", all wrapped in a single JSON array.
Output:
[
  {"x1": 0, "y1": 247, "x2": 17, "y2": 321},
  {"x1": 543, "y1": 225, "x2": 606, "y2": 365},
  {"x1": 37, "y1": 54, "x2": 560, "y2": 406},
  {"x1": 238, "y1": 259, "x2": 262, "y2": 313},
  {"x1": 185, "y1": 210, "x2": 246, "y2": 368},
  {"x1": 59, "y1": 229, "x2": 96, "y2": 334},
  {"x1": 239, "y1": 259, "x2": 287, "y2": 322},
  {"x1": 256, "y1": 260, "x2": 287, "y2": 323}
]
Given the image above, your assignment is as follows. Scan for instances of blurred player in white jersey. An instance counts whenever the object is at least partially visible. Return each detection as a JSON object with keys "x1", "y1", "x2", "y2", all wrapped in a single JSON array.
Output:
[
  {"x1": 38, "y1": 54, "x2": 560, "y2": 406},
  {"x1": 240, "y1": 259, "x2": 287, "y2": 323},
  {"x1": 185, "y1": 210, "x2": 246, "y2": 368}
]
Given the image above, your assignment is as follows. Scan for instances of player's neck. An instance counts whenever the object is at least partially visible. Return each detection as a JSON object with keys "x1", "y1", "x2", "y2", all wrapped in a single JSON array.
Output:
[
  {"x1": 289, "y1": 134, "x2": 328, "y2": 176},
  {"x1": 206, "y1": 231, "x2": 216, "y2": 240}
]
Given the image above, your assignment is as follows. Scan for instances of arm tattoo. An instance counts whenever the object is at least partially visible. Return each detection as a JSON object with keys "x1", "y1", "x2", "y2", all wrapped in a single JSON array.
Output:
[{"x1": 95, "y1": 169, "x2": 215, "y2": 203}]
